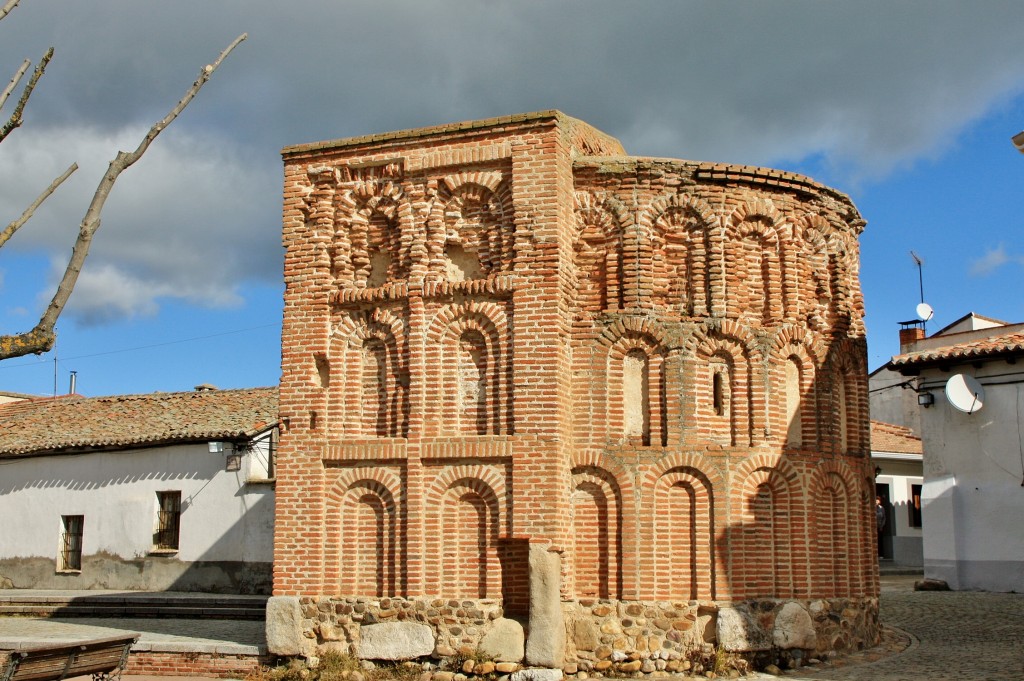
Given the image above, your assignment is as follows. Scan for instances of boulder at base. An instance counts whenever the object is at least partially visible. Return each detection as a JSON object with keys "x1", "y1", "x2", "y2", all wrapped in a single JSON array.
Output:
[
  {"x1": 772, "y1": 603, "x2": 817, "y2": 650},
  {"x1": 359, "y1": 622, "x2": 435, "y2": 660},
  {"x1": 480, "y1": 618, "x2": 526, "y2": 662}
]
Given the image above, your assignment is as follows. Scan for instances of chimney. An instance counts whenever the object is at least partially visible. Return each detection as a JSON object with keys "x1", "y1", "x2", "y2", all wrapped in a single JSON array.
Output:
[
  {"x1": 68, "y1": 371, "x2": 77, "y2": 395},
  {"x1": 898, "y1": 322, "x2": 926, "y2": 352}
]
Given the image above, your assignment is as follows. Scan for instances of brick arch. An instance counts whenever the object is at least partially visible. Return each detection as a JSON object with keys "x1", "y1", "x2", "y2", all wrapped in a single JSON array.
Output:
[
  {"x1": 324, "y1": 469, "x2": 403, "y2": 597},
  {"x1": 809, "y1": 460, "x2": 867, "y2": 597},
  {"x1": 328, "y1": 309, "x2": 408, "y2": 439},
  {"x1": 573, "y1": 191, "x2": 627, "y2": 312},
  {"x1": 793, "y1": 213, "x2": 857, "y2": 332},
  {"x1": 640, "y1": 459, "x2": 720, "y2": 600},
  {"x1": 426, "y1": 174, "x2": 514, "y2": 281},
  {"x1": 686, "y1": 324, "x2": 757, "y2": 447},
  {"x1": 724, "y1": 198, "x2": 790, "y2": 325},
  {"x1": 423, "y1": 469, "x2": 506, "y2": 599},
  {"x1": 301, "y1": 167, "x2": 342, "y2": 278},
  {"x1": 828, "y1": 337, "x2": 868, "y2": 455},
  {"x1": 424, "y1": 302, "x2": 511, "y2": 436},
  {"x1": 729, "y1": 453, "x2": 803, "y2": 599},
  {"x1": 570, "y1": 464, "x2": 624, "y2": 599},
  {"x1": 332, "y1": 180, "x2": 415, "y2": 288},
  {"x1": 770, "y1": 331, "x2": 822, "y2": 450},
  {"x1": 425, "y1": 464, "x2": 510, "y2": 532},
  {"x1": 639, "y1": 193, "x2": 720, "y2": 315},
  {"x1": 602, "y1": 327, "x2": 668, "y2": 446},
  {"x1": 597, "y1": 315, "x2": 670, "y2": 350},
  {"x1": 827, "y1": 232, "x2": 864, "y2": 334}
]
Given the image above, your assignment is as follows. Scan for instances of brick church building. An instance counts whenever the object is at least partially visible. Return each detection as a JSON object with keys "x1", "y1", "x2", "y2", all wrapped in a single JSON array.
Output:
[{"x1": 268, "y1": 111, "x2": 878, "y2": 669}]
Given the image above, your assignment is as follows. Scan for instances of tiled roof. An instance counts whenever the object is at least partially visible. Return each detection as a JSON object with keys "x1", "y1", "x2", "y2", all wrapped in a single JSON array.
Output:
[
  {"x1": 891, "y1": 330, "x2": 1024, "y2": 369},
  {"x1": 870, "y1": 420, "x2": 922, "y2": 455},
  {"x1": 0, "y1": 387, "x2": 278, "y2": 458}
]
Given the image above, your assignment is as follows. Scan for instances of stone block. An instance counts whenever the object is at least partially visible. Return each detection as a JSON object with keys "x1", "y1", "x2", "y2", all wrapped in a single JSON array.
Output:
[
  {"x1": 511, "y1": 669, "x2": 563, "y2": 681},
  {"x1": 266, "y1": 596, "x2": 309, "y2": 656},
  {"x1": 525, "y1": 545, "x2": 564, "y2": 668},
  {"x1": 571, "y1": 618, "x2": 601, "y2": 651},
  {"x1": 772, "y1": 603, "x2": 817, "y2": 650},
  {"x1": 359, "y1": 621, "x2": 435, "y2": 660},
  {"x1": 480, "y1": 617, "x2": 525, "y2": 662},
  {"x1": 716, "y1": 606, "x2": 771, "y2": 652}
]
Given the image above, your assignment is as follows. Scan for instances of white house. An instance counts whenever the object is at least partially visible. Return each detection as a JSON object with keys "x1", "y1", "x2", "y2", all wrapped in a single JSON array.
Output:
[
  {"x1": 870, "y1": 420, "x2": 923, "y2": 567},
  {"x1": 0, "y1": 386, "x2": 277, "y2": 594},
  {"x1": 891, "y1": 315, "x2": 1024, "y2": 592}
]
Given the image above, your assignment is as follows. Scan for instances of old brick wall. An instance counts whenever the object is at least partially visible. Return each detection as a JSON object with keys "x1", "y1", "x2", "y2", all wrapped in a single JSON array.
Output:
[{"x1": 274, "y1": 111, "x2": 876, "y2": 663}]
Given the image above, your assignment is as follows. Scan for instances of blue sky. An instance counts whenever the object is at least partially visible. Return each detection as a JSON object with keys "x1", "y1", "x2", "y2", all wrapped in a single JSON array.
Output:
[{"x1": 2, "y1": 1, "x2": 1024, "y2": 397}]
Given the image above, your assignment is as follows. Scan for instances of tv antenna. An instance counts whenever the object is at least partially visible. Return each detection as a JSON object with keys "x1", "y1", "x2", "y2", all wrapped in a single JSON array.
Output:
[{"x1": 910, "y1": 251, "x2": 933, "y2": 324}]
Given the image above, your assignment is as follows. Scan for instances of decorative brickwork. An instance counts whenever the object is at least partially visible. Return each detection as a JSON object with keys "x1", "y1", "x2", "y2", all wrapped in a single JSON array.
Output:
[{"x1": 273, "y1": 111, "x2": 876, "y2": 668}]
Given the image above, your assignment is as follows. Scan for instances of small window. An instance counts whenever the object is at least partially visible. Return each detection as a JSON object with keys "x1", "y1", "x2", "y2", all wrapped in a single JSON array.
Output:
[
  {"x1": 154, "y1": 492, "x2": 182, "y2": 551},
  {"x1": 712, "y1": 370, "x2": 724, "y2": 416},
  {"x1": 909, "y1": 484, "x2": 923, "y2": 528},
  {"x1": 60, "y1": 515, "x2": 84, "y2": 571}
]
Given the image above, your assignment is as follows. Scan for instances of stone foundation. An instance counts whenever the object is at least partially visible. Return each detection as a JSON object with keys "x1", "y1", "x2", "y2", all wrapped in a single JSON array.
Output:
[{"x1": 268, "y1": 594, "x2": 879, "y2": 673}]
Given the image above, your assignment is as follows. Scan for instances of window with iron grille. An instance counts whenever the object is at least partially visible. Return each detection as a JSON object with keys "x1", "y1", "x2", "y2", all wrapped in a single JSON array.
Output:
[
  {"x1": 60, "y1": 515, "x2": 84, "y2": 571},
  {"x1": 154, "y1": 491, "x2": 181, "y2": 550}
]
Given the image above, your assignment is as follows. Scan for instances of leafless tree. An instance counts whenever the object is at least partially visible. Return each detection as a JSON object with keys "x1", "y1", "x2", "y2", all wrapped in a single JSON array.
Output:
[{"x1": 0, "y1": 0, "x2": 245, "y2": 360}]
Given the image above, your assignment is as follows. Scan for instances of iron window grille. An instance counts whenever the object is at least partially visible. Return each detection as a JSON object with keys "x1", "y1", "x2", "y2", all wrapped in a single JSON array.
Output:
[
  {"x1": 154, "y1": 491, "x2": 181, "y2": 550},
  {"x1": 60, "y1": 515, "x2": 84, "y2": 571}
]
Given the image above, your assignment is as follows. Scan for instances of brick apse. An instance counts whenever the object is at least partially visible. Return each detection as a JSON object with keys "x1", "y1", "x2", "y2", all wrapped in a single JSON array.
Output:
[{"x1": 268, "y1": 111, "x2": 878, "y2": 671}]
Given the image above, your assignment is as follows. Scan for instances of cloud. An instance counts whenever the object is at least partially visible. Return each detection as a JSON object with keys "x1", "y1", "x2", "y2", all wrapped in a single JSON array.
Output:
[
  {"x1": 4, "y1": 0, "x2": 1024, "y2": 325},
  {"x1": 970, "y1": 245, "x2": 1024, "y2": 277},
  {"x1": 50, "y1": 259, "x2": 244, "y2": 326},
  {"x1": 0, "y1": 124, "x2": 278, "y2": 322}
]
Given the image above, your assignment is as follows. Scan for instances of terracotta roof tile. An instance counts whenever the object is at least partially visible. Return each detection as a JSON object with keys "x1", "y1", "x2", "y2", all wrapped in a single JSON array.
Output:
[
  {"x1": 0, "y1": 387, "x2": 278, "y2": 458},
  {"x1": 870, "y1": 420, "x2": 922, "y2": 455},
  {"x1": 891, "y1": 330, "x2": 1024, "y2": 368}
]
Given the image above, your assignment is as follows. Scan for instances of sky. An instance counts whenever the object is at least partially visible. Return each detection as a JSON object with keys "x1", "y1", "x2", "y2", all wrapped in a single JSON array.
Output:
[{"x1": 1, "y1": 0, "x2": 1024, "y2": 398}]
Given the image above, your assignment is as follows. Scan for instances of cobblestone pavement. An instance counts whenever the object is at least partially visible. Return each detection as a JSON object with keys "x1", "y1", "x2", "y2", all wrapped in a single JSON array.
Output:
[
  {"x1": 767, "y1": 575, "x2": 1024, "y2": 680},
  {"x1": 3, "y1": 576, "x2": 1023, "y2": 679}
]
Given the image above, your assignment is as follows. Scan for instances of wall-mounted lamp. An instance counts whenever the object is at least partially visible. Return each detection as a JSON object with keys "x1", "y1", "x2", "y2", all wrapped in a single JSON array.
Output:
[
  {"x1": 208, "y1": 441, "x2": 224, "y2": 453},
  {"x1": 875, "y1": 466, "x2": 882, "y2": 477},
  {"x1": 917, "y1": 391, "x2": 934, "y2": 407}
]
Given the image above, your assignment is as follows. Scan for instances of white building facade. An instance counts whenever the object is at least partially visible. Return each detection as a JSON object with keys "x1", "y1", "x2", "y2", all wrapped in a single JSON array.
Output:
[
  {"x1": 870, "y1": 420, "x2": 923, "y2": 568},
  {"x1": 892, "y1": 318, "x2": 1024, "y2": 592},
  {"x1": 0, "y1": 387, "x2": 277, "y2": 593}
]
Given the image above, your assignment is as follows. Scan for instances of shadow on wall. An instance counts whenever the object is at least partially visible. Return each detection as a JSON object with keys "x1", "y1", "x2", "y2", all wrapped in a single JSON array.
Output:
[
  {"x1": 0, "y1": 467, "x2": 205, "y2": 495},
  {"x1": 710, "y1": 334, "x2": 878, "y2": 663}
]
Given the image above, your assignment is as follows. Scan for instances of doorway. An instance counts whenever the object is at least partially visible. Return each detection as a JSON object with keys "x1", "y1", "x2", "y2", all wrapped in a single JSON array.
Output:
[{"x1": 875, "y1": 482, "x2": 893, "y2": 560}]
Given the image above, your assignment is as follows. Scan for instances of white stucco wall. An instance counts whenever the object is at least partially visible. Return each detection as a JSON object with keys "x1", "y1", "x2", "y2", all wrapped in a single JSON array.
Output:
[
  {"x1": 0, "y1": 436, "x2": 274, "y2": 592},
  {"x1": 917, "y1": 360, "x2": 1024, "y2": 592},
  {"x1": 874, "y1": 458, "x2": 923, "y2": 567}
]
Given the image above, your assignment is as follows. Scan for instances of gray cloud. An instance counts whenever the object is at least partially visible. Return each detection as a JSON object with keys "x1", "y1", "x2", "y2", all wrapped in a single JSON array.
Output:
[{"x1": 3, "y1": 0, "x2": 1024, "y2": 322}]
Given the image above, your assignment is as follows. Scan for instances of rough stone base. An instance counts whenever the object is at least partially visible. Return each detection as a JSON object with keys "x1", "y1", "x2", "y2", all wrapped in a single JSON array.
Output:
[{"x1": 281, "y1": 594, "x2": 878, "y2": 674}]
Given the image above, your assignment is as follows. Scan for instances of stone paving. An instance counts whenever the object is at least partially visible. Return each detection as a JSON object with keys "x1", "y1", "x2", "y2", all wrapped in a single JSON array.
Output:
[
  {"x1": 0, "y1": 615, "x2": 264, "y2": 654},
  {"x1": 1, "y1": 575, "x2": 1023, "y2": 679},
  {"x1": 762, "y1": 575, "x2": 1024, "y2": 680}
]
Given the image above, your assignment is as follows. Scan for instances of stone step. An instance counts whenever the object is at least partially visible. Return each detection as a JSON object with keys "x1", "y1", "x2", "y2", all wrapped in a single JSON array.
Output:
[{"x1": 0, "y1": 593, "x2": 268, "y2": 620}]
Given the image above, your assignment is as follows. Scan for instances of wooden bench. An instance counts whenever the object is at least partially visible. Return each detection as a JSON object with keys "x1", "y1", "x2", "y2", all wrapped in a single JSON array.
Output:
[{"x1": 1, "y1": 634, "x2": 139, "y2": 681}]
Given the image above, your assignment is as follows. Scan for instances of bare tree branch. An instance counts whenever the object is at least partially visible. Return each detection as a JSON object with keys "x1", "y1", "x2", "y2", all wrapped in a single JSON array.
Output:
[
  {"x1": 0, "y1": 33, "x2": 247, "y2": 360},
  {"x1": 0, "y1": 47, "x2": 53, "y2": 143},
  {"x1": 1, "y1": 58, "x2": 30, "y2": 112},
  {"x1": 0, "y1": 163, "x2": 77, "y2": 248},
  {"x1": 0, "y1": 0, "x2": 20, "y2": 23}
]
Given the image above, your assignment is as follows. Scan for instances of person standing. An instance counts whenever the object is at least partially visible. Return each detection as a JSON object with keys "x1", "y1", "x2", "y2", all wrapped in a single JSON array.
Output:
[{"x1": 875, "y1": 495, "x2": 887, "y2": 558}]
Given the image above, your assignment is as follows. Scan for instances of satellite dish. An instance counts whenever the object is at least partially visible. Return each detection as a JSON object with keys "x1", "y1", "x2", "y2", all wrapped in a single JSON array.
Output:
[
  {"x1": 916, "y1": 302, "x2": 934, "y2": 321},
  {"x1": 945, "y1": 374, "x2": 985, "y2": 414}
]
